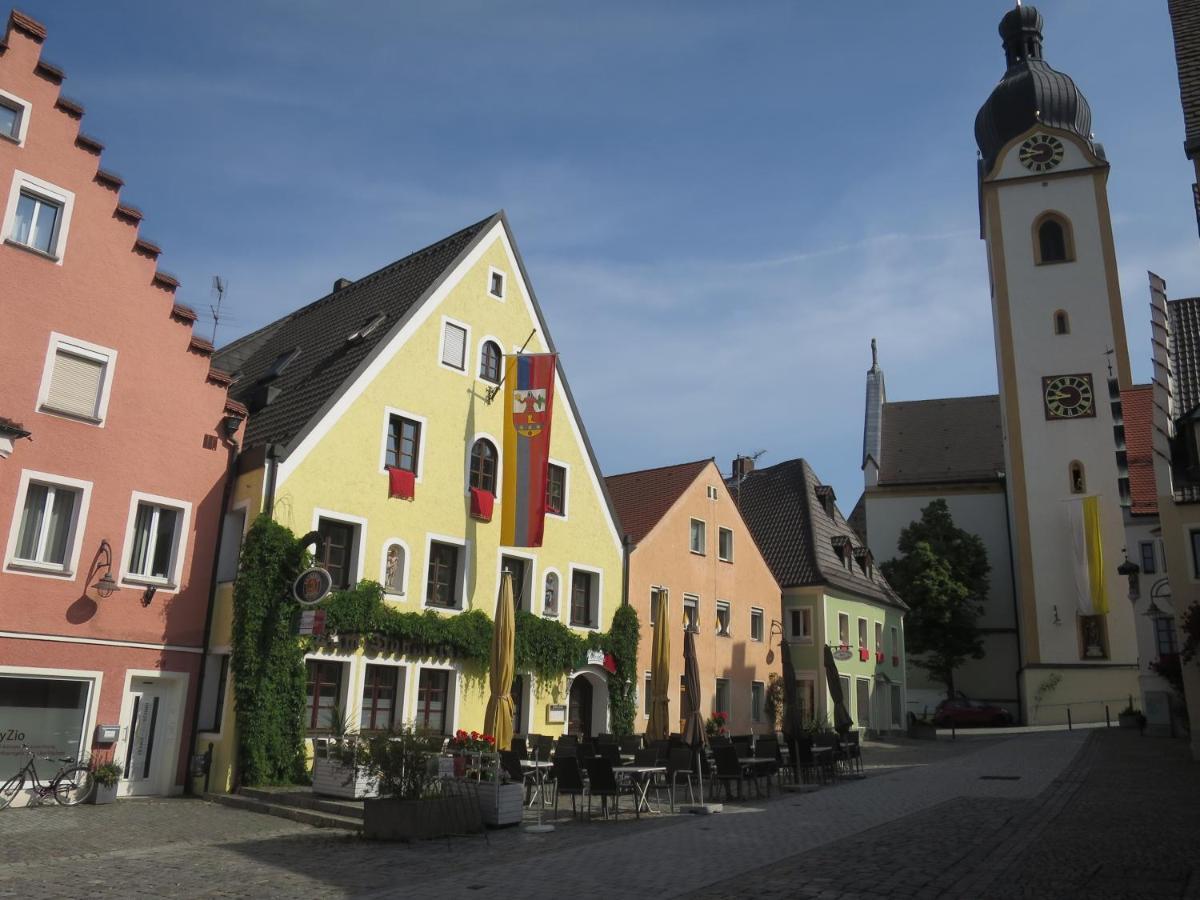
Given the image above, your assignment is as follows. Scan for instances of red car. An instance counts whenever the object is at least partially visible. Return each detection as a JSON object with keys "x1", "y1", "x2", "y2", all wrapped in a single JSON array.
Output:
[{"x1": 932, "y1": 694, "x2": 1014, "y2": 727}]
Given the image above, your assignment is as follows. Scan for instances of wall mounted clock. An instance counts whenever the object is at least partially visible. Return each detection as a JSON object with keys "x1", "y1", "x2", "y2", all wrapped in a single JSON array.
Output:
[
  {"x1": 1042, "y1": 373, "x2": 1095, "y2": 420},
  {"x1": 1019, "y1": 133, "x2": 1065, "y2": 172}
]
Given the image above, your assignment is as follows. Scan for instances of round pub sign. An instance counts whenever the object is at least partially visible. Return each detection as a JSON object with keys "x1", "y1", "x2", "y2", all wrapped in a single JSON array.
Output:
[{"x1": 293, "y1": 567, "x2": 333, "y2": 607}]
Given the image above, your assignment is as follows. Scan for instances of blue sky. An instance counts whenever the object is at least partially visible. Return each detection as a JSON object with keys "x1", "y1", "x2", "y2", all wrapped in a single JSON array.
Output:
[{"x1": 17, "y1": 0, "x2": 1200, "y2": 511}]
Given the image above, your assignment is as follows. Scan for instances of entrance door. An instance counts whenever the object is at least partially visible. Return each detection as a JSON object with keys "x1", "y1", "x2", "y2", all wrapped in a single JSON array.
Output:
[
  {"x1": 121, "y1": 678, "x2": 179, "y2": 797},
  {"x1": 855, "y1": 678, "x2": 871, "y2": 732},
  {"x1": 567, "y1": 676, "x2": 592, "y2": 737}
]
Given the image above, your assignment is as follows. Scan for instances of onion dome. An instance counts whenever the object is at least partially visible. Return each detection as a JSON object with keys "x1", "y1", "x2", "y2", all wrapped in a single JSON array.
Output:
[{"x1": 974, "y1": 5, "x2": 1098, "y2": 174}]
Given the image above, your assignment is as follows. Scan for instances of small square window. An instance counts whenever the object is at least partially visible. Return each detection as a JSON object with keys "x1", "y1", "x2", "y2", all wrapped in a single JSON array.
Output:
[
  {"x1": 750, "y1": 608, "x2": 764, "y2": 642},
  {"x1": 683, "y1": 594, "x2": 699, "y2": 633},
  {"x1": 441, "y1": 321, "x2": 467, "y2": 370},
  {"x1": 12, "y1": 190, "x2": 62, "y2": 256},
  {"x1": 546, "y1": 464, "x2": 566, "y2": 516},
  {"x1": 489, "y1": 269, "x2": 506, "y2": 299},
  {"x1": 689, "y1": 519, "x2": 706, "y2": 555},
  {"x1": 716, "y1": 600, "x2": 731, "y2": 637},
  {"x1": 706, "y1": 485, "x2": 718, "y2": 500},
  {"x1": 718, "y1": 527, "x2": 734, "y2": 562},
  {"x1": 38, "y1": 337, "x2": 115, "y2": 424}
]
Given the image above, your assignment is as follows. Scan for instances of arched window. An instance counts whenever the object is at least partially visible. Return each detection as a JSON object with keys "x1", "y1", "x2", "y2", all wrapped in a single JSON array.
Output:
[
  {"x1": 543, "y1": 571, "x2": 559, "y2": 618},
  {"x1": 469, "y1": 438, "x2": 498, "y2": 494},
  {"x1": 1069, "y1": 461, "x2": 1086, "y2": 495},
  {"x1": 1034, "y1": 214, "x2": 1072, "y2": 264},
  {"x1": 479, "y1": 341, "x2": 502, "y2": 384},
  {"x1": 384, "y1": 543, "x2": 406, "y2": 595},
  {"x1": 1054, "y1": 310, "x2": 1070, "y2": 335}
]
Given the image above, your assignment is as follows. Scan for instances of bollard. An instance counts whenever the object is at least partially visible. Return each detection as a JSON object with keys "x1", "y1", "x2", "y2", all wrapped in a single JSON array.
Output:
[
  {"x1": 951, "y1": 722, "x2": 956, "y2": 741},
  {"x1": 1067, "y1": 708, "x2": 1072, "y2": 731},
  {"x1": 1105, "y1": 705, "x2": 1110, "y2": 728}
]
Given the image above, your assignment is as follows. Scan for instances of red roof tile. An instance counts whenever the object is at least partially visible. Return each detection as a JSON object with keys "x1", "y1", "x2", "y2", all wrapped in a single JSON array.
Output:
[
  {"x1": 1122, "y1": 385, "x2": 1156, "y2": 517},
  {"x1": 604, "y1": 459, "x2": 710, "y2": 544}
]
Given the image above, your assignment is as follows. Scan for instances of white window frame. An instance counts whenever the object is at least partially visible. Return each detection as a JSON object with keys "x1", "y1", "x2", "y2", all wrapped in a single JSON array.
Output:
[
  {"x1": 541, "y1": 567, "x2": 562, "y2": 619},
  {"x1": 838, "y1": 612, "x2": 851, "y2": 646},
  {"x1": 751, "y1": 680, "x2": 766, "y2": 723},
  {"x1": 0, "y1": 89, "x2": 32, "y2": 147},
  {"x1": 749, "y1": 606, "x2": 764, "y2": 642},
  {"x1": 689, "y1": 518, "x2": 706, "y2": 555},
  {"x1": 874, "y1": 621, "x2": 884, "y2": 653},
  {"x1": 706, "y1": 485, "x2": 718, "y2": 501},
  {"x1": 36, "y1": 332, "x2": 118, "y2": 426},
  {"x1": 215, "y1": 500, "x2": 249, "y2": 584},
  {"x1": 1138, "y1": 540, "x2": 1157, "y2": 575},
  {"x1": 380, "y1": 536, "x2": 412, "y2": 599},
  {"x1": 438, "y1": 315, "x2": 471, "y2": 374},
  {"x1": 714, "y1": 677, "x2": 731, "y2": 716},
  {"x1": 567, "y1": 563, "x2": 603, "y2": 632},
  {"x1": 649, "y1": 587, "x2": 669, "y2": 627},
  {"x1": 118, "y1": 491, "x2": 194, "y2": 592},
  {"x1": 718, "y1": 526, "x2": 734, "y2": 562},
  {"x1": 788, "y1": 606, "x2": 814, "y2": 644},
  {"x1": 3, "y1": 469, "x2": 92, "y2": 578},
  {"x1": 0, "y1": 666, "x2": 102, "y2": 775},
  {"x1": 683, "y1": 593, "x2": 700, "y2": 633},
  {"x1": 715, "y1": 599, "x2": 732, "y2": 637},
  {"x1": 643, "y1": 670, "x2": 652, "y2": 719},
  {"x1": 410, "y1": 662, "x2": 460, "y2": 735},
  {"x1": 302, "y1": 651, "x2": 353, "y2": 733},
  {"x1": 3, "y1": 170, "x2": 75, "y2": 263},
  {"x1": 857, "y1": 617, "x2": 869, "y2": 648},
  {"x1": 487, "y1": 266, "x2": 506, "y2": 301},
  {"x1": 357, "y1": 658, "x2": 407, "y2": 733},
  {"x1": 546, "y1": 458, "x2": 570, "y2": 520},
  {"x1": 422, "y1": 532, "x2": 470, "y2": 613},
  {"x1": 310, "y1": 507, "x2": 368, "y2": 590},
  {"x1": 378, "y1": 406, "x2": 427, "y2": 480},
  {"x1": 476, "y1": 334, "x2": 504, "y2": 384},
  {"x1": 497, "y1": 548, "x2": 537, "y2": 614}
]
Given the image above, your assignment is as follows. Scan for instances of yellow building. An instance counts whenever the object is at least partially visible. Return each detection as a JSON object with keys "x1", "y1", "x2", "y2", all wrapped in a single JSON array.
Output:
[{"x1": 194, "y1": 213, "x2": 624, "y2": 791}]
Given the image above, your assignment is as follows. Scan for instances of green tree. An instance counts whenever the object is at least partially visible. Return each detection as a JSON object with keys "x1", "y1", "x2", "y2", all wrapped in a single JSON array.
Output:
[{"x1": 880, "y1": 499, "x2": 989, "y2": 699}]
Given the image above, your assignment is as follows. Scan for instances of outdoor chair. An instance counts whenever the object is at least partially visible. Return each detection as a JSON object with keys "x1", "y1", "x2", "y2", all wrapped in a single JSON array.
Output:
[
  {"x1": 796, "y1": 736, "x2": 833, "y2": 785},
  {"x1": 510, "y1": 736, "x2": 529, "y2": 759},
  {"x1": 634, "y1": 748, "x2": 660, "y2": 767},
  {"x1": 556, "y1": 733, "x2": 579, "y2": 747},
  {"x1": 698, "y1": 748, "x2": 716, "y2": 801},
  {"x1": 845, "y1": 731, "x2": 864, "y2": 774},
  {"x1": 619, "y1": 735, "x2": 642, "y2": 756},
  {"x1": 651, "y1": 740, "x2": 670, "y2": 762},
  {"x1": 755, "y1": 737, "x2": 782, "y2": 789},
  {"x1": 667, "y1": 747, "x2": 696, "y2": 810},
  {"x1": 712, "y1": 745, "x2": 747, "y2": 800},
  {"x1": 829, "y1": 733, "x2": 853, "y2": 777},
  {"x1": 710, "y1": 735, "x2": 731, "y2": 747},
  {"x1": 554, "y1": 742, "x2": 577, "y2": 759},
  {"x1": 598, "y1": 743, "x2": 621, "y2": 765},
  {"x1": 552, "y1": 757, "x2": 586, "y2": 819},
  {"x1": 732, "y1": 740, "x2": 752, "y2": 760},
  {"x1": 597, "y1": 732, "x2": 616, "y2": 744},
  {"x1": 579, "y1": 742, "x2": 597, "y2": 761},
  {"x1": 530, "y1": 734, "x2": 554, "y2": 760},
  {"x1": 585, "y1": 756, "x2": 637, "y2": 820},
  {"x1": 500, "y1": 750, "x2": 541, "y2": 807}
]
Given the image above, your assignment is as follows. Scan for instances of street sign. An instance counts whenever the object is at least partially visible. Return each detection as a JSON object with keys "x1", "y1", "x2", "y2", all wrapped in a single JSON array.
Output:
[{"x1": 293, "y1": 567, "x2": 333, "y2": 607}]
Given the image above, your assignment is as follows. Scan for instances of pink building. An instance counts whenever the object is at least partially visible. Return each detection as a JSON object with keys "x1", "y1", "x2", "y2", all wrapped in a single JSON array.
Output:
[{"x1": 0, "y1": 10, "x2": 243, "y2": 799}]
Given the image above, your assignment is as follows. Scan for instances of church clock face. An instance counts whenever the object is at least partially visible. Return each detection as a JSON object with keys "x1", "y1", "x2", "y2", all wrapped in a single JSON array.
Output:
[
  {"x1": 1042, "y1": 374, "x2": 1095, "y2": 420},
  {"x1": 1019, "y1": 133, "x2": 1065, "y2": 172}
]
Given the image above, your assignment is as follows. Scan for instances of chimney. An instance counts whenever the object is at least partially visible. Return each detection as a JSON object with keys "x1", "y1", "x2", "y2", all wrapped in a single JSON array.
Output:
[
  {"x1": 333, "y1": 277, "x2": 353, "y2": 292},
  {"x1": 732, "y1": 456, "x2": 755, "y2": 480}
]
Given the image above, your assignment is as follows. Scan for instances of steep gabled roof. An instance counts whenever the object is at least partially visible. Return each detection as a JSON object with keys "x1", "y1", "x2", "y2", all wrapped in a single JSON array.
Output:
[
  {"x1": 732, "y1": 458, "x2": 905, "y2": 609},
  {"x1": 878, "y1": 395, "x2": 1004, "y2": 486},
  {"x1": 214, "y1": 214, "x2": 496, "y2": 450},
  {"x1": 1170, "y1": 0, "x2": 1200, "y2": 159},
  {"x1": 1168, "y1": 297, "x2": 1200, "y2": 419},
  {"x1": 1122, "y1": 384, "x2": 1156, "y2": 518},
  {"x1": 605, "y1": 459, "x2": 711, "y2": 545}
]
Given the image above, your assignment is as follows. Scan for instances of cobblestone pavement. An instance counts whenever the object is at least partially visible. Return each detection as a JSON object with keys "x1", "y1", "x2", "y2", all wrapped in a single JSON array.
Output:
[{"x1": 0, "y1": 729, "x2": 1190, "y2": 899}]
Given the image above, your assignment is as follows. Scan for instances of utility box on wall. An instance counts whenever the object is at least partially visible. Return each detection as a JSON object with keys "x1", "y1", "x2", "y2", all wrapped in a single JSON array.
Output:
[{"x1": 94, "y1": 724, "x2": 120, "y2": 744}]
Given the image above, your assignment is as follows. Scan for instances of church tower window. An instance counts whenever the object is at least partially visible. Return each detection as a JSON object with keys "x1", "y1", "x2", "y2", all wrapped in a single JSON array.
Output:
[
  {"x1": 1053, "y1": 310, "x2": 1070, "y2": 335},
  {"x1": 1034, "y1": 214, "x2": 1073, "y2": 265}
]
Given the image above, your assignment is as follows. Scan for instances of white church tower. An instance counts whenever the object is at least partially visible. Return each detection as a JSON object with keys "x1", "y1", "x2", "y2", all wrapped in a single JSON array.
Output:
[{"x1": 976, "y1": 5, "x2": 1139, "y2": 717}]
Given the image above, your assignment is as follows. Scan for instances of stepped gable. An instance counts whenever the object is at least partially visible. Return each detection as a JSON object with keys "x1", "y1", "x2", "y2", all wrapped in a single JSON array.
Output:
[
  {"x1": 604, "y1": 459, "x2": 711, "y2": 545},
  {"x1": 214, "y1": 215, "x2": 496, "y2": 449},
  {"x1": 1, "y1": 10, "x2": 240, "y2": 412},
  {"x1": 732, "y1": 458, "x2": 905, "y2": 608}
]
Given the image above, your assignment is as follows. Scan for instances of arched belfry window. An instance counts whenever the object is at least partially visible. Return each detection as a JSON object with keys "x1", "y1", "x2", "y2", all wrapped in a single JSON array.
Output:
[
  {"x1": 469, "y1": 438, "x2": 498, "y2": 494},
  {"x1": 1034, "y1": 213, "x2": 1073, "y2": 265},
  {"x1": 1054, "y1": 310, "x2": 1070, "y2": 335},
  {"x1": 1069, "y1": 461, "x2": 1086, "y2": 495}
]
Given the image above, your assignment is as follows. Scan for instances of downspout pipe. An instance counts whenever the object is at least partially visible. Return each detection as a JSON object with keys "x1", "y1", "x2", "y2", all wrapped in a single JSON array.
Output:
[
  {"x1": 183, "y1": 429, "x2": 241, "y2": 796},
  {"x1": 998, "y1": 471, "x2": 1025, "y2": 723},
  {"x1": 621, "y1": 534, "x2": 631, "y2": 607}
]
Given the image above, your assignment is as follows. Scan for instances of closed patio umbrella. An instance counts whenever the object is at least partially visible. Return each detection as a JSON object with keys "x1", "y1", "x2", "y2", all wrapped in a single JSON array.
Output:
[
  {"x1": 823, "y1": 644, "x2": 854, "y2": 735},
  {"x1": 681, "y1": 626, "x2": 706, "y2": 749},
  {"x1": 645, "y1": 589, "x2": 671, "y2": 742},
  {"x1": 484, "y1": 570, "x2": 517, "y2": 751}
]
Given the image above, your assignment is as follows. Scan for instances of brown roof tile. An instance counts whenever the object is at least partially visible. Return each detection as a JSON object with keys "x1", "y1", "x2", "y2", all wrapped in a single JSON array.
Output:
[
  {"x1": 879, "y1": 395, "x2": 1005, "y2": 486},
  {"x1": 1122, "y1": 385, "x2": 1157, "y2": 517},
  {"x1": 604, "y1": 459, "x2": 710, "y2": 545},
  {"x1": 1170, "y1": 0, "x2": 1200, "y2": 157},
  {"x1": 9, "y1": 9, "x2": 46, "y2": 41}
]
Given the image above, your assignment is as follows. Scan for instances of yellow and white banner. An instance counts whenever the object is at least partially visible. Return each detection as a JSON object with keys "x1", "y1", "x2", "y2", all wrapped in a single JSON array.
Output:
[{"x1": 1068, "y1": 495, "x2": 1108, "y2": 616}]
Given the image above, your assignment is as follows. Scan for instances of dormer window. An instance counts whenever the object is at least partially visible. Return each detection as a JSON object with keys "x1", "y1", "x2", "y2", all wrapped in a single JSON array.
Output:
[
  {"x1": 831, "y1": 535, "x2": 852, "y2": 569},
  {"x1": 815, "y1": 484, "x2": 836, "y2": 516},
  {"x1": 266, "y1": 347, "x2": 300, "y2": 380}
]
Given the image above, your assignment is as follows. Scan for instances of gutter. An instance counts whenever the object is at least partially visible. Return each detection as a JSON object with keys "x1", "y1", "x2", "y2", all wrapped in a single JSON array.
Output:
[
  {"x1": 998, "y1": 471, "x2": 1026, "y2": 723},
  {"x1": 620, "y1": 534, "x2": 631, "y2": 607}
]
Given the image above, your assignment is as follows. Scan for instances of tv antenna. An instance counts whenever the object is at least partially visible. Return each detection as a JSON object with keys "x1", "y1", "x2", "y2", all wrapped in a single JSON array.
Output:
[
  {"x1": 734, "y1": 448, "x2": 767, "y2": 507},
  {"x1": 210, "y1": 276, "x2": 227, "y2": 345}
]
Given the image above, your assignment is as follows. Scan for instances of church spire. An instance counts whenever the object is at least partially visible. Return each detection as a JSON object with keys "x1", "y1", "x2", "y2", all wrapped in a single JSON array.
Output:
[{"x1": 863, "y1": 338, "x2": 886, "y2": 486}]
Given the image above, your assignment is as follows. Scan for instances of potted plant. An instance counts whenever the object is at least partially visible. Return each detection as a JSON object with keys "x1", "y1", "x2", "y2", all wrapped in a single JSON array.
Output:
[
  {"x1": 311, "y1": 712, "x2": 379, "y2": 799},
  {"x1": 1117, "y1": 703, "x2": 1144, "y2": 730},
  {"x1": 906, "y1": 711, "x2": 938, "y2": 740},
  {"x1": 705, "y1": 711, "x2": 729, "y2": 740},
  {"x1": 89, "y1": 761, "x2": 122, "y2": 805},
  {"x1": 357, "y1": 725, "x2": 482, "y2": 841}
]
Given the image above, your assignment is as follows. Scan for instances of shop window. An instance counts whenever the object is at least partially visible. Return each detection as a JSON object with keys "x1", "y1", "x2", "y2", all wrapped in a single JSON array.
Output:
[
  {"x1": 0, "y1": 676, "x2": 90, "y2": 779},
  {"x1": 304, "y1": 660, "x2": 344, "y2": 731},
  {"x1": 361, "y1": 665, "x2": 401, "y2": 732},
  {"x1": 416, "y1": 668, "x2": 452, "y2": 734}
]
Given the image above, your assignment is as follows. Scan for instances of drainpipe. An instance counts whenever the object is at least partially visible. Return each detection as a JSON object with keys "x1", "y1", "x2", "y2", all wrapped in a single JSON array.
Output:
[
  {"x1": 620, "y1": 534, "x2": 631, "y2": 607},
  {"x1": 998, "y1": 471, "x2": 1025, "y2": 723},
  {"x1": 183, "y1": 427, "x2": 241, "y2": 797}
]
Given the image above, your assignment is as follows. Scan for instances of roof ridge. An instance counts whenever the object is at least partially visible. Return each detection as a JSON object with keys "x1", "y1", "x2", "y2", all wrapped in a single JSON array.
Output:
[
  {"x1": 884, "y1": 393, "x2": 999, "y2": 406},
  {"x1": 606, "y1": 458, "x2": 712, "y2": 480}
]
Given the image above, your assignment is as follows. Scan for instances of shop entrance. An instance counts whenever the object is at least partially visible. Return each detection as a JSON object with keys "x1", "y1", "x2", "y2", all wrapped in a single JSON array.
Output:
[
  {"x1": 567, "y1": 676, "x2": 592, "y2": 737},
  {"x1": 120, "y1": 674, "x2": 184, "y2": 797}
]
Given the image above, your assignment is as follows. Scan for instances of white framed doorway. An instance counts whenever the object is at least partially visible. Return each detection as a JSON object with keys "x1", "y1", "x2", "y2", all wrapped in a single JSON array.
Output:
[{"x1": 116, "y1": 670, "x2": 187, "y2": 797}]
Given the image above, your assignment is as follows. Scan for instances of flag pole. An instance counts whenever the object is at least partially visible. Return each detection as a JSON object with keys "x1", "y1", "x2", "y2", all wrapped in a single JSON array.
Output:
[{"x1": 484, "y1": 329, "x2": 539, "y2": 404}]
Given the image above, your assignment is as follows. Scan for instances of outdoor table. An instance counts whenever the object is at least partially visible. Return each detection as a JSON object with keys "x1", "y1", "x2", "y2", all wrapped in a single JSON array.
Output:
[
  {"x1": 810, "y1": 745, "x2": 837, "y2": 780},
  {"x1": 613, "y1": 765, "x2": 666, "y2": 813},
  {"x1": 520, "y1": 758, "x2": 553, "y2": 808}
]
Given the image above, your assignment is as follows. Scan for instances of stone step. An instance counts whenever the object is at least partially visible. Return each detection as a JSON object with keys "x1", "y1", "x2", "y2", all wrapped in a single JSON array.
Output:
[
  {"x1": 238, "y1": 787, "x2": 365, "y2": 820},
  {"x1": 207, "y1": 792, "x2": 363, "y2": 831}
]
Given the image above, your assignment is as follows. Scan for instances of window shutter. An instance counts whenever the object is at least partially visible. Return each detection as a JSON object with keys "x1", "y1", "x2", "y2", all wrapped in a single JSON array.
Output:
[
  {"x1": 45, "y1": 350, "x2": 104, "y2": 419},
  {"x1": 441, "y1": 323, "x2": 466, "y2": 369}
]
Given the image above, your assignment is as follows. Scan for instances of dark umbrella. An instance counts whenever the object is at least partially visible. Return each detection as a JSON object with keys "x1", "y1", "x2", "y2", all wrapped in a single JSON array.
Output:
[
  {"x1": 779, "y1": 636, "x2": 805, "y2": 782},
  {"x1": 823, "y1": 644, "x2": 854, "y2": 735},
  {"x1": 681, "y1": 627, "x2": 708, "y2": 801}
]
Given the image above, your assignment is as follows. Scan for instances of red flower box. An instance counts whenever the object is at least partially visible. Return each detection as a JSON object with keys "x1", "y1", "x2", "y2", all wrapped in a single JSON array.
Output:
[
  {"x1": 876, "y1": 651, "x2": 885, "y2": 663},
  {"x1": 469, "y1": 487, "x2": 494, "y2": 522},
  {"x1": 892, "y1": 655, "x2": 900, "y2": 667},
  {"x1": 387, "y1": 466, "x2": 415, "y2": 500},
  {"x1": 859, "y1": 647, "x2": 870, "y2": 662}
]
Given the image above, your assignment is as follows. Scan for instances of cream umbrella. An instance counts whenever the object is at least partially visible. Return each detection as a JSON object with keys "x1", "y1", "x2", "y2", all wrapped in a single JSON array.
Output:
[
  {"x1": 645, "y1": 588, "x2": 671, "y2": 742},
  {"x1": 483, "y1": 570, "x2": 517, "y2": 751}
]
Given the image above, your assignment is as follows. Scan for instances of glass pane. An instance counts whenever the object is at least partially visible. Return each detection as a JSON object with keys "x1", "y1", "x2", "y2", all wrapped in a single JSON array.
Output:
[
  {"x1": 11, "y1": 192, "x2": 34, "y2": 244},
  {"x1": 151, "y1": 507, "x2": 178, "y2": 579},
  {"x1": 31, "y1": 199, "x2": 59, "y2": 253},
  {"x1": 0, "y1": 102, "x2": 18, "y2": 138},
  {"x1": 0, "y1": 677, "x2": 89, "y2": 779},
  {"x1": 43, "y1": 487, "x2": 77, "y2": 566},
  {"x1": 15, "y1": 483, "x2": 48, "y2": 560},
  {"x1": 129, "y1": 504, "x2": 154, "y2": 575}
]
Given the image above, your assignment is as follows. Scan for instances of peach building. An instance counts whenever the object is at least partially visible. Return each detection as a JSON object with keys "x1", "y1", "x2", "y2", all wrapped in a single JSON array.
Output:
[
  {"x1": 606, "y1": 459, "x2": 781, "y2": 735},
  {"x1": 0, "y1": 11, "x2": 242, "y2": 800}
]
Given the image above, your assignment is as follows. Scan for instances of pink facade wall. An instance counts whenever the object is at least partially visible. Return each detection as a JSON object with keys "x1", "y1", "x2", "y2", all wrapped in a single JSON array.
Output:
[{"x1": 0, "y1": 15, "x2": 240, "y2": 790}]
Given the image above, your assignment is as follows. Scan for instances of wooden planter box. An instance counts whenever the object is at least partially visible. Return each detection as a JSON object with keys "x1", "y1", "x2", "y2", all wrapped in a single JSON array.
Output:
[
  {"x1": 1118, "y1": 712, "x2": 1141, "y2": 730},
  {"x1": 89, "y1": 782, "x2": 118, "y2": 805},
  {"x1": 363, "y1": 795, "x2": 483, "y2": 841},
  {"x1": 462, "y1": 780, "x2": 523, "y2": 826},
  {"x1": 311, "y1": 755, "x2": 379, "y2": 799}
]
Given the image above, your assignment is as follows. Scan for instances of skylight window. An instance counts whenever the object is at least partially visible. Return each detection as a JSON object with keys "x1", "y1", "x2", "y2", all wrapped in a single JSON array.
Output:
[
  {"x1": 266, "y1": 348, "x2": 300, "y2": 379},
  {"x1": 348, "y1": 312, "x2": 386, "y2": 343}
]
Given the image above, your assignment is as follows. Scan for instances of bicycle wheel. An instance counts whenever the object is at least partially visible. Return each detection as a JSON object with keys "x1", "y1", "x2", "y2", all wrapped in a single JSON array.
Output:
[
  {"x1": 0, "y1": 772, "x2": 25, "y2": 810},
  {"x1": 53, "y1": 766, "x2": 94, "y2": 806}
]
